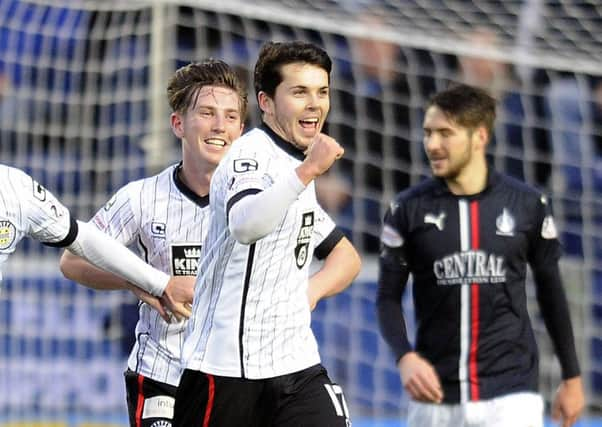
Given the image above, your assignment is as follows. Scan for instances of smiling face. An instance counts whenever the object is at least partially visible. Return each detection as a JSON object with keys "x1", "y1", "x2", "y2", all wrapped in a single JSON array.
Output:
[
  {"x1": 259, "y1": 63, "x2": 330, "y2": 151},
  {"x1": 171, "y1": 85, "x2": 244, "y2": 167}
]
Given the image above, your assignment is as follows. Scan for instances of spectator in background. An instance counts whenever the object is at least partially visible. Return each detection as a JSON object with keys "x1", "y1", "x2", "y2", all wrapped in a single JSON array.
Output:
[
  {"x1": 332, "y1": 10, "x2": 434, "y2": 252},
  {"x1": 455, "y1": 27, "x2": 551, "y2": 188}
]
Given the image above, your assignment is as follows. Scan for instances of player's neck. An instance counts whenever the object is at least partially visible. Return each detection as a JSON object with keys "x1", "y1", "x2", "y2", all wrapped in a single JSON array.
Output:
[
  {"x1": 178, "y1": 162, "x2": 212, "y2": 197},
  {"x1": 445, "y1": 159, "x2": 488, "y2": 196}
]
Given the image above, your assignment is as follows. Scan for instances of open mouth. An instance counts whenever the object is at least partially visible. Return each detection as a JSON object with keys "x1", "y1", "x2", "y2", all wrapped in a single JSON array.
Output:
[{"x1": 299, "y1": 118, "x2": 319, "y2": 131}]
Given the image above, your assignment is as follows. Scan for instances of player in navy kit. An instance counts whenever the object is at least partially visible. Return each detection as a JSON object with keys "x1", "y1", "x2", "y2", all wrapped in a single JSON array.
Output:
[{"x1": 377, "y1": 84, "x2": 585, "y2": 427}]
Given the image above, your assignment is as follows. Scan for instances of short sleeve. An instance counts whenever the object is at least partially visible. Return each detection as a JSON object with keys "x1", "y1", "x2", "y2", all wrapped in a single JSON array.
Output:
[
  {"x1": 24, "y1": 176, "x2": 73, "y2": 245},
  {"x1": 90, "y1": 183, "x2": 141, "y2": 246},
  {"x1": 527, "y1": 193, "x2": 562, "y2": 268}
]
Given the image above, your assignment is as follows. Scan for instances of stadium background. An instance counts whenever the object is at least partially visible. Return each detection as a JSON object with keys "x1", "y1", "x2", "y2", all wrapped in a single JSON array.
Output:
[{"x1": 0, "y1": 0, "x2": 601, "y2": 425}]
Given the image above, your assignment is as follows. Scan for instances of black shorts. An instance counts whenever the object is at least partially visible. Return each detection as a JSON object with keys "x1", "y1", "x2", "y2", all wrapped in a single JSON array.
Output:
[
  {"x1": 173, "y1": 364, "x2": 350, "y2": 427},
  {"x1": 125, "y1": 369, "x2": 177, "y2": 427}
]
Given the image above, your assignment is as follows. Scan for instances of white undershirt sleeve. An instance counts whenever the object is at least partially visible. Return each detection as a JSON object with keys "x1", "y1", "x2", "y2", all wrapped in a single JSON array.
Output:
[
  {"x1": 228, "y1": 169, "x2": 306, "y2": 244},
  {"x1": 66, "y1": 220, "x2": 169, "y2": 296}
]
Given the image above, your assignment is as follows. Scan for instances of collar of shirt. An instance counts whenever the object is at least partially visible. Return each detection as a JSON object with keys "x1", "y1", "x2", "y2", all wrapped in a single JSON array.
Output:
[
  {"x1": 259, "y1": 123, "x2": 306, "y2": 161},
  {"x1": 433, "y1": 166, "x2": 501, "y2": 198},
  {"x1": 173, "y1": 162, "x2": 210, "y2": 208}
]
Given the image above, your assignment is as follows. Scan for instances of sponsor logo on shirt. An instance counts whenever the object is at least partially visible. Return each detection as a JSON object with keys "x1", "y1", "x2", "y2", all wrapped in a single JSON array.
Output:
[
  {"x1": 31, "y1": 178, "x2": 46, "y2": 202},
  {"x1": 171, "y1": 244, "x2": 202, "y2": 276},
  {"x1": 380, "y1": 224, "x2": 403, "y2": 248},
  {"x1": 142, "y1": 395, "x2": 174, "y2": 420},
  {"x1": 151, "y1": 222, "x2": 166, "y2": 238},
  {"x1": 433, "y1": 250, "x2": 506, "y2": 285},
  {"x1": 424, "y1": 211, "x2": 446, "y2": 231},
  {"x1": 0, "y1": 220, "x2": 16, "y2": 249},
  {"x1": 541, "y1": 215, "x2": 558, "y2": 239},
  {"x1": 233, "y1": 158, "x2": 259, "y2": 173},
  {"x1": 103, "y1": 194, "x2": 117, "y2": 211},
  {"x1": 294, "y1": 212, "x2": 314, "y2": 269}
]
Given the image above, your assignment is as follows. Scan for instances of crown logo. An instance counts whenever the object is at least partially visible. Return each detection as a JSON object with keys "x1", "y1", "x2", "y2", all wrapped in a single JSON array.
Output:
[{"x1": 184, "y1": 248, "x2": 201, "y2": 258}]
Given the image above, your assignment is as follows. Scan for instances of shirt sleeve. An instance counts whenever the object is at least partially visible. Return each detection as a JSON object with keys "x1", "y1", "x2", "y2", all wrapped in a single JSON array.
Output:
[
  {"x1": 376, "y1": 200, "x2": 413, "y2": 361},
  {"x1": 312, "y1": 203, "x2": 344, "y2": 260},
  {"x1": 89, "y1": 182, "x2": 141, "y2": 246},
  {"x1": 528, "y1": 193, "x2": 580, "y2": 379},
  {"x1": 22, "y1": 175, "x2": 76, "y2": 247}
]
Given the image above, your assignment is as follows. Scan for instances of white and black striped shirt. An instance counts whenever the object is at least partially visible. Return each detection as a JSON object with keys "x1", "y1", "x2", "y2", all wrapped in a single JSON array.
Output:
[
  {"x1": 182, "y1": 125, "x2": 344, "y2": 379},
  {"x1": 91, "y1": 163, "x2": 209, "y2": 386},
  {"x1": 0, "y1": 165, "x2": 77, "y2": 283}
]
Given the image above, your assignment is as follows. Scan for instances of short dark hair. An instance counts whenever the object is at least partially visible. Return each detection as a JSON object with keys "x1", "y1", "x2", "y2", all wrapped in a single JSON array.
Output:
[
  {"x1": 253, "y1": 40, "x2": 332, "y2": 99},
  {"x1": 427, "y1": 83, "x2": 496, "y2": 139},
  {"x1": 167, "y1": 59, "x2": 248, "y2": 119}
]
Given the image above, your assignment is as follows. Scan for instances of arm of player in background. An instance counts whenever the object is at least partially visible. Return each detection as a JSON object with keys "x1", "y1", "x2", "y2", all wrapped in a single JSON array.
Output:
[
  {"x1": 307, "y1": 236, "x2": 361, "y2": 310},
  {"x1": 532, "y1": 263, "x2": 585, "y2": 426},
  {"x1": 527, "y1": 195, "x2": 584, "y2": 426},
  {"x1": 60, "y1": 250, "x2": 170, "y2": 321},
  {"x1": 60, "y1": 221, "x2": 195, "y2": 321}
]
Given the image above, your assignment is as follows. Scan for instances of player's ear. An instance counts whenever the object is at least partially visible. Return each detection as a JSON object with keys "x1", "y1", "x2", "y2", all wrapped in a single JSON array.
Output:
[
  {"x1": 170, "y1": 112, "x2": 185, "y2": 138},
  {"x1": 257, "y1": 91, "x2": 273, "y2": 116},
  {"x1": 475, "y1": 125, "x2": 489, "y2": 150}
]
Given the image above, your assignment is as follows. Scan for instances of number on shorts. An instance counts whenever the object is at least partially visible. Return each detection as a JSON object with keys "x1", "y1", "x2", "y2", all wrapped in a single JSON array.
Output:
[{"x1": 324, "y1": 384, "x2": 350, "y2": 419}]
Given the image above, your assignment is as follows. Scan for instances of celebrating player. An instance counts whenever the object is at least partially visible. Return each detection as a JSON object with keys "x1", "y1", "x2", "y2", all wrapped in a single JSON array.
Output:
[
  {"x1": 60, "y1": 59, "x2": 247, "y2": 427},
  {"x1": 377, "y1": 83, "x2": 585, "y2": 427},
  {"x1": 173, "y1": 41, "x2": 362, "y2": 427},
  {"x1": 0, "y1": 164, "x2": 190, "y2": 317}
]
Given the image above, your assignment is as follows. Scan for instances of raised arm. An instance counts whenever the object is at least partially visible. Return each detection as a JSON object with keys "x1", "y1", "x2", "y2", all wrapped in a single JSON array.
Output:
[{"x1": 229, "y1": 133, "x2": 343, "y2": 244}]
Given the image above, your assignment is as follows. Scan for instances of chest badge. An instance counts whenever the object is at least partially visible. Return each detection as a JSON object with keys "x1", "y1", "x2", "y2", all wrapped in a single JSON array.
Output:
[
  {"x1": 424, "y1": 212, "x2": 446, "y2": 231},
  {"x1": 294, "y1": 212, "x2": 314, "y2": 269},
  {"x1": 0, "y1": 220, "x2": 16, "y2": 250},
  {"x1": 496, "y1": 208, "x2": 515, "y2": 236}
]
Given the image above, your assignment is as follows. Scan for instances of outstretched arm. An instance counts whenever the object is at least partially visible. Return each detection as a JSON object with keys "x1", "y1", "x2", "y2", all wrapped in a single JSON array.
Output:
[
  {"x1": 61, "y1": 221, "x2": 194, "y2": 321},
  {"x1": 307, "y1": 237, "x2": 361, "y2": 310}
]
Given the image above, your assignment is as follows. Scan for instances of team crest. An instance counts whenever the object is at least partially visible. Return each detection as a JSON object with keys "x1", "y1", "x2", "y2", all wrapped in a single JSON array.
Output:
[
  {"x1": 171, "y1": 244, "x2": 202, "y2": 276},
  {"x1": 496, "y1": 208, "x2": 515, "y2": 236},
  {"x1": 0, "y1": 220, "x2": 16, "y2": 250},
  {"x1": 150, "y1": 421, "x2": 171, "y2": 427},
  {"x1": 294, "y1": 212, "x2": 314, "y2": 269}
]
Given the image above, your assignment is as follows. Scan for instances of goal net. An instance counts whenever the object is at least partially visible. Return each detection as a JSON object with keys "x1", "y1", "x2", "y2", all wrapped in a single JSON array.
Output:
[{"x1": 0, "y1": 0, "x2": 600, "y2": 423}]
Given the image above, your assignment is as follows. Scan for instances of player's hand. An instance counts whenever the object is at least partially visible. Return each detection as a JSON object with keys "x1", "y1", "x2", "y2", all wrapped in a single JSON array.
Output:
[
  {"x1": 398, "y1": 352, "x2": 443, "y2": 403},
  {"x1": 160, "y1": 276, "x2": 195, "y2": 322},
  {"x1": 298, "y1": 133, "x2": 344, "y2": 183},
  {"x1": 551, "y1": 376, "x2": 585, "y2": 427},
  {"x1": 127, "y1": 282, "x2": 170, "y2": 322}
]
